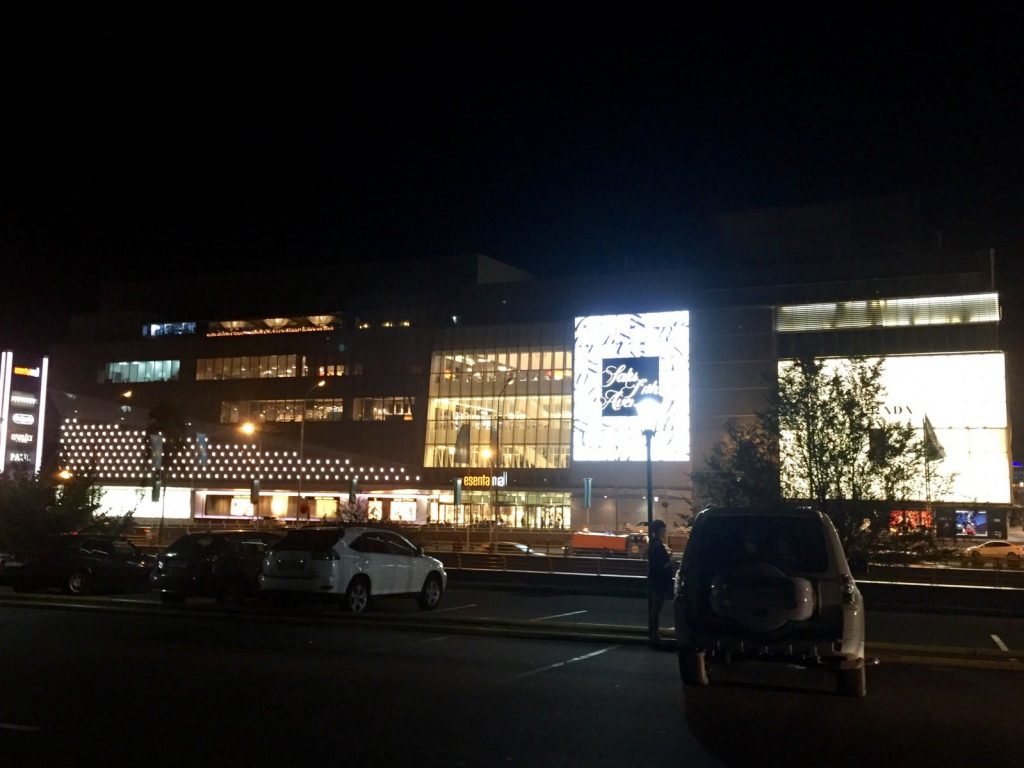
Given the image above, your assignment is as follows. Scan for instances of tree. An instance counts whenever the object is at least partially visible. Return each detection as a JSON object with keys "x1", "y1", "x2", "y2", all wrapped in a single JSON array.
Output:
[
  {"x1": 695, "y1": 356, "x2": 953, "y2": 554},
  {"x1": 693, "y1": 417, "x2": 781, "y2": 509},
  {"x1": 0, "y1": 471, "x2": 104, "y2": 549},
  {"x1": 777, "y1": 357, "x2": 952, "y2": 552}
]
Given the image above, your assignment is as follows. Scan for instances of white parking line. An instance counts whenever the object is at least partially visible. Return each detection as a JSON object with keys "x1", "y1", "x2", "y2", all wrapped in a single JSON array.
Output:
[
  {"x1": 0, "y1": 723, "x2": 40, "y2": 732},
  {"x1": 507, "y1": 646, "x2": 617, "y2": 682},
  {"x1": 370, "y1": 634, "x2": 455, "y2": 654},
  {"x1": 528, "y1": 610, "x2": 588, "y2": 622},
  {"x1": 991, "y1": 634, "x2": 1009, "y2": 652}
]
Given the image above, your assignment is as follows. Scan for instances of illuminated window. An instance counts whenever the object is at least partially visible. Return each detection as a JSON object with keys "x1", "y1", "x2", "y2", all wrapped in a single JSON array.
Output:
[
  {"x1": 777, "y1": 293, "x2": 1000, "y2": 332},
  {"x1": 101, "y1": 360, "x2": 180, "y2": 383},
  {"x1": 143, "y1": 322, "x2": 196, "y2": 337},
  {"x1": 352, "y1": 397, "x2": 415, "y2": 421},
  {"x1": 196, "y1": 355, "x2": 307, "y2": 380},
  {"x1": 220, "y1": 398, "x2": 344, "y2": 423}
]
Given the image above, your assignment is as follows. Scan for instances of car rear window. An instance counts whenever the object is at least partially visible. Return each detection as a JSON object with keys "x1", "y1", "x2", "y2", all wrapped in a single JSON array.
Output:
[
  {"x1": 273, "y1": 529, "x2": 344, "y2": 552},
  {"x1": 696, "y1": 515, "x2": 829, "y2": 574}
]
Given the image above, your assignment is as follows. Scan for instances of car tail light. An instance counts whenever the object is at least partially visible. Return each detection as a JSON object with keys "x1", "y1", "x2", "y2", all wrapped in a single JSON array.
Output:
[
  {"x1": 310, "y1": 549, "x2": 340, "y2": 561},
  {"x1": 840, "y1": 574, "x2": 857, "y2": 605}
]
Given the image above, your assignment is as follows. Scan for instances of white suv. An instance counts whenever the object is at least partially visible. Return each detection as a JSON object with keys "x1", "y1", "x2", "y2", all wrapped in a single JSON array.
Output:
[
  {"x1": 673, "y1": 507, "x2": 866, "y2": 696},
  {"x1": 260, "y1": 527, "x2": 447, "y2": 613}
]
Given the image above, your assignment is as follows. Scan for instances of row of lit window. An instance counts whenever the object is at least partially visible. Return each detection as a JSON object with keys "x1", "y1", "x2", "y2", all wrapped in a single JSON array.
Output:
[
  {"x1": 196, "y1": 355, "x2": 306, "y2": 381},
  {"x1": 221, "y1": 399, "x2": 345, "y2": 424}
]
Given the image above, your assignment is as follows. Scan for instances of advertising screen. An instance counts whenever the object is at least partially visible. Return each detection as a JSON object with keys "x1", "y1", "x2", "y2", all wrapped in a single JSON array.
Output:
[
  {"x1": 779, "y1": 353, "x2": 1010, "y2": 505},
  {"x1": 572, "y1": 311, "x2": 690, "y2": 461}
]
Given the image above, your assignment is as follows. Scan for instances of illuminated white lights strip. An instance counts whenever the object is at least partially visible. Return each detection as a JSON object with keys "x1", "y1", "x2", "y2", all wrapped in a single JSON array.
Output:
[
  {"x1": 33, "y1": 357, "x2": 49, "y2": 475},
  {"x1": 0, "y1": 351, "x2": 12, "y2": 473}
]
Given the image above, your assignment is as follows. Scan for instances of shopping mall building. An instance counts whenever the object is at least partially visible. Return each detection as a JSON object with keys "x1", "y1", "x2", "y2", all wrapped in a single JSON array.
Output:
[{"x1": 21, "y1": 214, "x2": 1012, "y2": 537}]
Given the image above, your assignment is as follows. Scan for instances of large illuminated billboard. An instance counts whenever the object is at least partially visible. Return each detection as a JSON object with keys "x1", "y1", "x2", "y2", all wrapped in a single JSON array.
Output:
[
  {"x1": 778, "y1": 353, "x2": 1010, "y2": 504},
  {"x1": 573, "y1": 311, "x2": 690, "y2": 461}
]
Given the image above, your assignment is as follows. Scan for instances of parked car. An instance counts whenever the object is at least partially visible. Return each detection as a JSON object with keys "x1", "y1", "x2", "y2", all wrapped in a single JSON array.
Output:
[
  {"x1": 0, "y1": 551, "x2": 25, "y2": 585},
  {"x1": 674, "y1": 506, "x2": 866, "y2": 697},
  {"x1": 961, "y1": 540, "x2": 1024, "y2": 565},
  {"x1": 151, "y1": 530, "x2": 283, "y2": 604},
  {"x1": 11, "y1": 533, "x2": 154, "y2": 595},
  {"x1": 260, "y1": 526, "x2": 447, "y2": 613},
  {"x1": 483, "y1": 541, "x2": 547, "y2": 556}
]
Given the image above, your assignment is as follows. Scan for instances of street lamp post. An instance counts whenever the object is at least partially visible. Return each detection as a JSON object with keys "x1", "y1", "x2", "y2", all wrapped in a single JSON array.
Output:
[
  {"x1": 239, "y1": 421, "x2": 261, "y2": 530},
  {"x1": 298, "y1": 379, "x2": 326, "y2": 521},
  {"x1": 636, "y1": 393, "x2": 663, "y2": 643},
  {"x1": 492, "y1": 374, "x2": 515, "y2": 543}
]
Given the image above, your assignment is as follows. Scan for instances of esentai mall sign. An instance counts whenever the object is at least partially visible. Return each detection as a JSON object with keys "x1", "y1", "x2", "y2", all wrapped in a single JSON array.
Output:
[{"x1": 462, "y1": 471, "x2": 509, "y2": 489}]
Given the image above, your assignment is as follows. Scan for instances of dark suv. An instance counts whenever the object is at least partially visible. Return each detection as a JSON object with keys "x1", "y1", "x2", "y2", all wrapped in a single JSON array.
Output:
[
  {"x1": 151, "y1": 530, "x2": 283, "y2": 604},
  {"x1": 12, "y1": 533, "x2": 154, "y2": 595},
  {"x1": 673, "y1": 507, "x2": 866, "y2": 696}
]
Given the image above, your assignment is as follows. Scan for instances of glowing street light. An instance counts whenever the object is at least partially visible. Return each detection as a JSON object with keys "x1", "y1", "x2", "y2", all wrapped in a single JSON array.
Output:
[
  {"x1": 636, "y1": 392, "x2": 663, "y2": 643},
  {"x1": 238, "y1": 421, "x2": 262, "y2": 528}
]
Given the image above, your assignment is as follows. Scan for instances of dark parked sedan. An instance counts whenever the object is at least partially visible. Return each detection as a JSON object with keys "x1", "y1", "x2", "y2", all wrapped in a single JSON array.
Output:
[
  {"x1": 152, "y1": 530, "x2": 283, "y2": 604},
  {"x1": 12, "y1": 533, "x2": 153, "y2": 595}
]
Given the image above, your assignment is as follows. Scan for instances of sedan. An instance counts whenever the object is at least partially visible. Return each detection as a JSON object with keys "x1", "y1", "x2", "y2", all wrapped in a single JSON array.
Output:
[
  {"x1": 12, "y1": 533, "x2": 153, "y2": 595},
  {"x1": 962, "y1": 540, "x2": 1024, "y2": 564}
]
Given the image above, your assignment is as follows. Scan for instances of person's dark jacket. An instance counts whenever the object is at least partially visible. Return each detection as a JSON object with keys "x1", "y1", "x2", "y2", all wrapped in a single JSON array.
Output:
[{"x1": 648, "y1": 538, "x2": 674, "y2": 595}]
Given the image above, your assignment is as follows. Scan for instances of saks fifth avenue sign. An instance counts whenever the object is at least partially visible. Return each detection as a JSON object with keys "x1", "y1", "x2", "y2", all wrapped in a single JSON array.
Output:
[
  {"x1": 462, "y1": 471, "x2": 509, "y2": 488},
  {"x1": 601, "y1": 356, "x2": 660, "y2": 417}
]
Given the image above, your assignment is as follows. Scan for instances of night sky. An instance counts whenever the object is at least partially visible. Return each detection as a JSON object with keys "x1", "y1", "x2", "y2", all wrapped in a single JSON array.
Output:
[{"x1": 3, "y1": 10, "x2": 1024, "y2": 422}]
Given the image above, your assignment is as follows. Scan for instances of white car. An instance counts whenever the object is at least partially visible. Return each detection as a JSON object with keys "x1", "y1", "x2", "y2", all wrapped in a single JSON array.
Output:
[
  {"x1": 674, "y1": 507, "x2": 867, "y2": 697},
  {"x1": 260, "y1": 527, "x2": 447, "y2": 613},
  {"x1": 962, "y1": 540, "x2": 1024, "y2": 564}
]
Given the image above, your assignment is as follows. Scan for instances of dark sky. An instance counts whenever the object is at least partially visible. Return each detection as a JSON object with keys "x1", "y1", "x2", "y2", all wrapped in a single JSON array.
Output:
[{"x1": 4, "y1": 8, "x2": 1024, "y2": 352}]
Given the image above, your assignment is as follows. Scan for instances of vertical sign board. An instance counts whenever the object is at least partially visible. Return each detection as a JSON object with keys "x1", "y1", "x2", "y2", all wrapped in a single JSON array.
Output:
[
  {"x1": 0, "y1": 352, "x2": 49, "y2": 475},
  {"x1": 572, "y1": 311, "x2": 690, "y2": 462}
]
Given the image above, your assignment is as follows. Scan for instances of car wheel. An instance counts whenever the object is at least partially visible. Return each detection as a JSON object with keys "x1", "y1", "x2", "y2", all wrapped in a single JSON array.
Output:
[
  {"x1": 417, "y1": 573, "x2": 443, "y2": 610},
  {"x1": 837, "y1": 666, "x2": 867, "y2": 697},
  {"x1": 344, "y1": 576, "x2": 371, "y2": 614},
  {"x1": 64, "y1": 571, "x2": 87, "y2": 595},
  {"x1": 679, "y1": 649, "x2": 710, "y2": 687},
  {"x1": 159, "y1": 592, "x2": 186, "y2": 605}
]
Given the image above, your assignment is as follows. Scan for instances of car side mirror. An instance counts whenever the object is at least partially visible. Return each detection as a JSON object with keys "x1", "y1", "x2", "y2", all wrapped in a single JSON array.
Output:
[{"x1": 415, "y1": 546, "x2": 424, "y2": 557}]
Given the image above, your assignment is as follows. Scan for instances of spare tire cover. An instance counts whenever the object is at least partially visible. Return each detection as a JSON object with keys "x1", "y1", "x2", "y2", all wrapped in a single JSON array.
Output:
[{"x1": 709, "y1": 562, "x2": 814, "y2": 634}]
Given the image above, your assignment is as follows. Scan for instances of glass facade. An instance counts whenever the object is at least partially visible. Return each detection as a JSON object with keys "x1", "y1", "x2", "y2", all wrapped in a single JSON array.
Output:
[
  {"x1": 220, "y1": 398, "x2": 345, "y2": 424},
  {"x1": 101, "y1": 360, "x2": 180, "y2": 383},
  {"x1": 196, "y1": 355, "x2": 307, "y2": 380},
  {"x1": 424, "y1": 328, "x2": 573, "y2": 469}
]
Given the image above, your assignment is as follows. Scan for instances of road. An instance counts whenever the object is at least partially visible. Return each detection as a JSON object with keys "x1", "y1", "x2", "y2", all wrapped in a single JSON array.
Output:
[{"x1": 0, "y1": 597, "x2": 1020, "y2": 767}]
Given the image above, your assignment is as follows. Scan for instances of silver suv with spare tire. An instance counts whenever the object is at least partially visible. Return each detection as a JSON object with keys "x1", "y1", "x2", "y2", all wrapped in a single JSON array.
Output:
[{"x1": 673, "y1": 506, "x2": 866, "y2": 696}]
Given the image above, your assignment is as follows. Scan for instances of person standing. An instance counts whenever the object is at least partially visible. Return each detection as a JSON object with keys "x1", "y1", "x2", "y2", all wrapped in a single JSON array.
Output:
[{"x1": 647, "y1": 519, "x2": 674, "y2": 648}]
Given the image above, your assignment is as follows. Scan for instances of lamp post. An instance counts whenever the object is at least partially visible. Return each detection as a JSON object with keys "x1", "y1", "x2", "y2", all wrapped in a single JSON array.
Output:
[
  {"x1": 492, "y1": 373, "x2": 515, "y2": 542},
  {"x1": 635, "y1": 393, "x2": 663, "y2": 643},
  {"x1": 239, "y1": 421, "x2": 261, "y2": 530},
  {"x1": 298, "y1": 379, "x2": 326, "y2": 521}
]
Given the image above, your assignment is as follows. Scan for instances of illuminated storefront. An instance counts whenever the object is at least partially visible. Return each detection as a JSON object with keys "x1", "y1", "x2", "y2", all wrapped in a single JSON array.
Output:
[{"x1": 778, "y1": 352, "x2": 1010, "y2": 505}]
